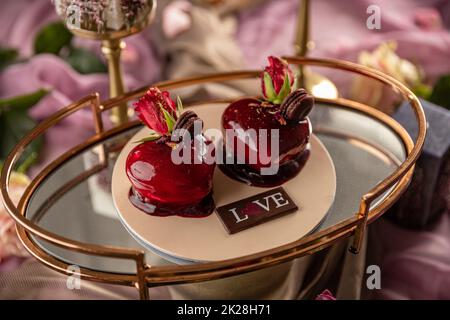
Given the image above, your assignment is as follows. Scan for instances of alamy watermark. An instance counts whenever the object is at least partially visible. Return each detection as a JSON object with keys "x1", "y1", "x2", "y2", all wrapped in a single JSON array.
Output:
[
  {"x1": 366, "y1": 264, "x2": 381, "y2": 290},
  {"x1": 66, "y1": 264, "x2": 81, "y2": 290},
  {"x1": 366, "y1": 5, "x2": 381, "y2": 30},
  {"x1": 169, "y1": 121, "x2": 282, "y2": 176}
]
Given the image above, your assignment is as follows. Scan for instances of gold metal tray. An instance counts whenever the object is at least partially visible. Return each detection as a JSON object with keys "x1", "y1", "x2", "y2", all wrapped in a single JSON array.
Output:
[{"x1": 0, "y1": 57, "x2": 426, "y2": 299}]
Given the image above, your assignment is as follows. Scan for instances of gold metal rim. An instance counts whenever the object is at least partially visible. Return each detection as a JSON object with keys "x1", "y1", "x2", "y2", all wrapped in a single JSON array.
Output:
[
  {"x1": 18, "y1": 98, "x2": 413, "y2": 285},
  {"x1": 0, "y1": 57, "x2": 426, "y2": 298}
]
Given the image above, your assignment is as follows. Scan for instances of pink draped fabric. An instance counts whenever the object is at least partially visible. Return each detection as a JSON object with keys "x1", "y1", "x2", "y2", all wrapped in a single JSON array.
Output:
[
  {"x1": 0, "y1": 0, "x2": 160, "y2": 115},
  {"x1": 373, "y1": 215, "x2": 450, "y2": 299},
  {"x1": 1, "y1": 0, "x2": 450, "y2": 299},
  {"x1": 237, "y1": 0, "x2": 450, "y2": 81}
]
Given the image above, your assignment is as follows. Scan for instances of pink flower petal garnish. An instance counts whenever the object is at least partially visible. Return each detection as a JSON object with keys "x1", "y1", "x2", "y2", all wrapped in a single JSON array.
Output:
[
  {"x1": 261, "y1": 56, "x2": 295, "y2": 98},
  {"x1": 133, "y1": 87, "x2": 177, "y2": 135}
]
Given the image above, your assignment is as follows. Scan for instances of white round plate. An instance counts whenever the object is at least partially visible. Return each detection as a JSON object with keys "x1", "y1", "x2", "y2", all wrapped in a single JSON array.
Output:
[{"x1": 112, "y1": 102, "x2": 336, "y2": 263}]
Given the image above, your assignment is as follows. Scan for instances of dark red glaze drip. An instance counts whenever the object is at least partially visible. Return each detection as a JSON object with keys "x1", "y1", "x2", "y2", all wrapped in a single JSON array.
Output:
[
  {"x1": 126, "y1": 138, "x2": 215, "y2": 217},
  {"x1": 219, "y1": 147, "x2": 310, "y2": 187},
  {"x1": 129, "y1": 188, "x2": 215, "y2": 217},
  {"x1": 221, "y1": 97, "x2": 311, "y2": 187}
]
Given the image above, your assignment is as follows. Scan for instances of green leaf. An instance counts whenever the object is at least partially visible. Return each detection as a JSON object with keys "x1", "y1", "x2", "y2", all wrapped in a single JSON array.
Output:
[
  {"x1": 263, "y1": 72, "x2": 276, "y2": 101},
  {"x1": 65, "y1": 47, "x2": 107, "y2": 74},
  {"x1": 0, "y1": 47, "x2": 18, "y2": 70},
  {"x1": 429, "y1": 74, "x2": 450, "y2": 109},
  {"x1": 0, "y1": 89, "x2": 47, "y2": 172},
  {"x1": 0, "y1": 109, "x2": 43, "y2": 171},
  {"x1": 133, "y1": 129, "x2": 160, "y2": 143},
  {"x1": 160, "y1": 104, "x2": 176, "y2": 133},
  {"x1": 34, "y1": 21, "x2": 73, "y2": 55},
  {"x1": 176, "y1": 96, "x2": 184, "y2": 117},
  {"x1": 133, "y1": 134, "x2": 161, "y2": 144},
  {"x1": 274, "y1": 74, "x2": 292, "y2": 104},
  {"x1": 0, "y1": 89, "x2": 49, "y2": 113},
  {"x1": 146, "y1": 128, "x2": 159, "y2": 136}
]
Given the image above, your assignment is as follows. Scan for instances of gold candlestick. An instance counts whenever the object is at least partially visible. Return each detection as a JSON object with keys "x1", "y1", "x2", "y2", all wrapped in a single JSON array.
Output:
[
  {"x1": 101, "y1": 39, "x2": 128, "y2": 125},
  {"x1": 53, "y1": 0, "x2": 157, "y2": 126},
  {"x1": 294, "y1": 0, "x2": 310, "y2": 88},
  {"x1": 294, "y1": 0, "x2": 310, "y2": 57},
  {"x1": 294, "y1": 0, "x2": 338, "y2": 98}
]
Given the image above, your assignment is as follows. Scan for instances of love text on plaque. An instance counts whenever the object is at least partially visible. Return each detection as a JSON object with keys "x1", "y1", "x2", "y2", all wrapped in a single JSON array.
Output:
[{"x1": 216, "y1": 187, "x2": 298, "y2": 234}]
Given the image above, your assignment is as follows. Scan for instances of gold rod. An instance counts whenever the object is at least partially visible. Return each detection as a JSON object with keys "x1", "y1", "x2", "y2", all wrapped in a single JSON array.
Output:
[
  {"x1": 101, "y1": 39, "x2": 129, "y2": 126},
  {"x1": 294, "y1": 0, "x2": 310, "y2": 87},
  {"x1": 294, "y1": 0, "x2": 310, "y2": 57}
]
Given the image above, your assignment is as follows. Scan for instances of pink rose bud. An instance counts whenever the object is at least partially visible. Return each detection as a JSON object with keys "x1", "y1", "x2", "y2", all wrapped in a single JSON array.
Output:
[
  {"x1": 261, "y1": 56, "x2": 295, "y2": 104},
  {"x1": 134, "y1": 87, "x2": 177, "y2": 135}
]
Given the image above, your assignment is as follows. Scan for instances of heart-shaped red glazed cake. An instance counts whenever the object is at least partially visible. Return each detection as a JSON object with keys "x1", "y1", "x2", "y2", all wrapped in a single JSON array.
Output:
[
  {"x1": 220, "y1": 56, "x2": 314, "y2": 187},
  {"x1": 126, "y1": 88, "x2": 215, "y2": 217}
]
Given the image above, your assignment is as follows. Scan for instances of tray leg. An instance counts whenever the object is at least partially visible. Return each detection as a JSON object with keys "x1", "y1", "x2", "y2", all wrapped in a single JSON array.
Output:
[
  {"x1": 349, "y1": 198, "x2": 369, "y2": 254},
  {"x1": 136, "y1": 254, "x2": 149, "y2": 300}
]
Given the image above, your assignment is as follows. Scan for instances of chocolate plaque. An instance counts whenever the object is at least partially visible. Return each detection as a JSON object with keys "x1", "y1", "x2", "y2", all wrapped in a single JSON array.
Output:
[{"x1": 216, "y1": 187, "x2": 298, "y2": 234}]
